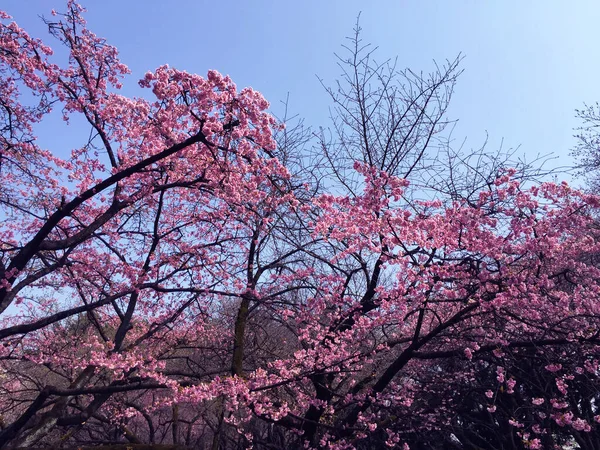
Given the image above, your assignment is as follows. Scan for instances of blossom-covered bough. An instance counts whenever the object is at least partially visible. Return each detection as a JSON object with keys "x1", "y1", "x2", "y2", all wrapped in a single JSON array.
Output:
[{"x1": 0, "y1": 3, "x2": 599, "y2": 449}]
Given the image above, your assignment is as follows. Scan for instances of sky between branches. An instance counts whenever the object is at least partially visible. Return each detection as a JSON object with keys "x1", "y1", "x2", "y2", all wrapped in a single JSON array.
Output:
[{"x1": 5, "y1": 0, "x2": 600, "y2": 186}]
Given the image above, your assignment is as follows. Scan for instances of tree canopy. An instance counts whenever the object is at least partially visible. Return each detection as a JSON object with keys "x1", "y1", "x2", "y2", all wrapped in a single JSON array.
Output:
[{"x1": 0, "y1": 3, "x2": 599, "y2": 449}]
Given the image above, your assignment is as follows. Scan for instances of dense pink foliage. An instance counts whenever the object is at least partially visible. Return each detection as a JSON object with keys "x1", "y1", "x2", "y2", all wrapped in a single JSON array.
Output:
[{"x1": 0, "y1": 3, "x2": 599, "y2": 450}]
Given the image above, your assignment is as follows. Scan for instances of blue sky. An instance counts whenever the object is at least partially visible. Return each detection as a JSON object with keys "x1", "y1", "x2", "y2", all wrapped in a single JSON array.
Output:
[{"x1": 5, "y1": 1, "x2": 600, "y2": 186}]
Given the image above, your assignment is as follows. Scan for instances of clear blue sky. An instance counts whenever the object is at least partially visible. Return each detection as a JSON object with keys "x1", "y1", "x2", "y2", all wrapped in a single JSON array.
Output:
[{"x1": 5, "y1": 1, "x2": 600, "y2": 185}]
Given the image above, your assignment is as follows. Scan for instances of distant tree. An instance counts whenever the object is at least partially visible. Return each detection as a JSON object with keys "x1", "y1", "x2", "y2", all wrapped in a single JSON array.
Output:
[
  {"x1": 1, "y1": 3, "x2": 599, "y2": 450},
  {"x1": 573, "y1": 102, "x2": 600, "y2": 190}
]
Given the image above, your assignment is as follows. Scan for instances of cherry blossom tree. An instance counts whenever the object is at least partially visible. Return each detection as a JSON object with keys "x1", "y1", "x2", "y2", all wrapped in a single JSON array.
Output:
[{"x1": 1, "y1": 3, "x2": 599, "y2": 450}]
